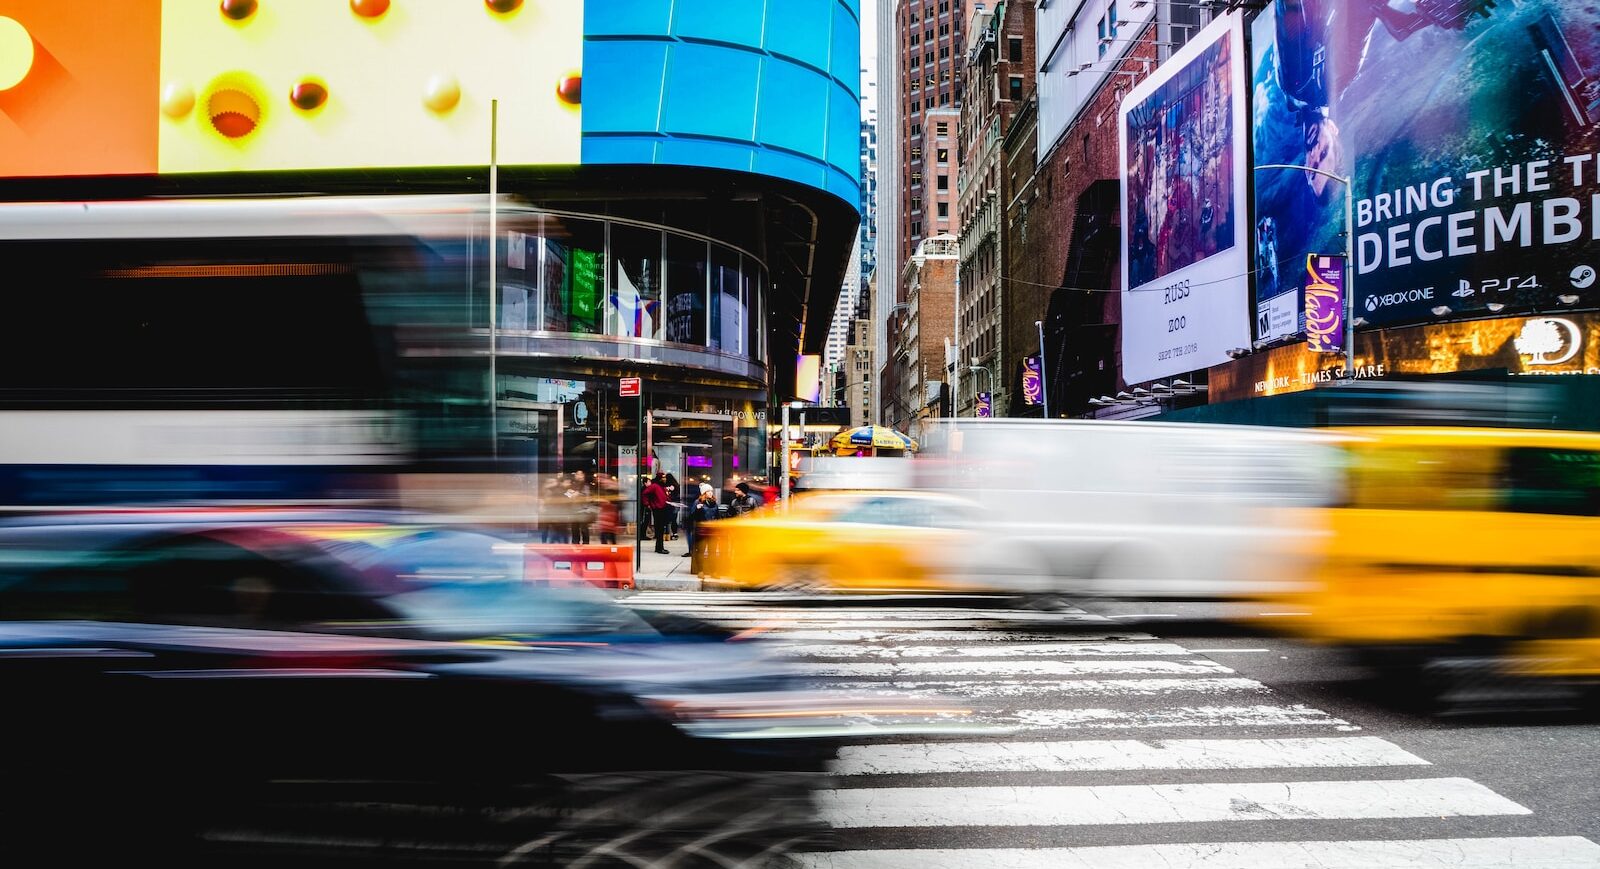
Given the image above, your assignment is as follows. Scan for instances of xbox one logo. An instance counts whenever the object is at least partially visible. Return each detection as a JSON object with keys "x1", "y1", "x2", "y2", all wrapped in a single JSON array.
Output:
[{"x1": 1365, "y1": 295, "x2": 1379, "y2": 312}]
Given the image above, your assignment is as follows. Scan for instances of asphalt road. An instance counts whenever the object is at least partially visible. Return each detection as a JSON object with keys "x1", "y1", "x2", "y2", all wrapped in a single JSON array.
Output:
[{"x1": 626, "y1": 591, "x2": 1600, "y2": 868}]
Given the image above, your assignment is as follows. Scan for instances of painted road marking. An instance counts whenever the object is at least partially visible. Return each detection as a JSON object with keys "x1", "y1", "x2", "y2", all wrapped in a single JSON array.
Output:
[
  {"x1": 794, "y1": 659, "x2": 1234, "y2": 678},
  {"x1": 769, "y1": 629, "x2": 1158, "y2": 643},
  {"x1": 781, "y1": 642, "x2": 1193, "y2": 659},
  {"x1": 974, "y1": 704, "x2": 1357, "y2": 732},
  {"x1": 815, "y1": 777, "x2": 1529, "y2": 828},
  {"x1": 806, "y1": 677, "x2": 1272, "y2": 700},
  {"x1": 795, "y1": 837, "x2": 1600, "y2": 869},
  {"x1": 833, "y1": 736, "x2": 1427, "y2": 776}
]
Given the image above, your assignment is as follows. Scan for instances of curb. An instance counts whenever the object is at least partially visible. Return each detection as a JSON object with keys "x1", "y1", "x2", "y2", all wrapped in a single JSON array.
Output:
[{"x1": 635, "y1": 577, "x2": 703, "y2": 591}]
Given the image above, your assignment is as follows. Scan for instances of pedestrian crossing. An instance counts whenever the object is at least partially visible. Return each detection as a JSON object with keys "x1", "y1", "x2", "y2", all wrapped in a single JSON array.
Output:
[{"x1": 624, "y1": 591, "x2": 1600, "y2": 867}]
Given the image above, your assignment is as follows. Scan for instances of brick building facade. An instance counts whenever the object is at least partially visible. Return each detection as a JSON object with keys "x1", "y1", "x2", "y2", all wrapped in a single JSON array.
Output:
[
  {"x1": 1001, "y1": 27, "x2": 1160, "y2": 417},
  {"x1": 956, "y1": 0, "x2": 1033, "y2": 416}
]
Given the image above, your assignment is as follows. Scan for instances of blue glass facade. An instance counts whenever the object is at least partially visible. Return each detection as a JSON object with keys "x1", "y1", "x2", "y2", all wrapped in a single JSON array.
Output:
[{"x1": 583, "y1": 0, "x2": 863, "y2": 207}]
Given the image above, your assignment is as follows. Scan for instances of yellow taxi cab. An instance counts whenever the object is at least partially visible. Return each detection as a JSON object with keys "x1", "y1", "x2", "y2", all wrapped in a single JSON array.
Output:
[
  {"x1": 1260, "y1": 427, "x2": 1600, "y2": 678},
  {"x1": 699, "y1": 490, "x2": 1048, "y2": 595}
]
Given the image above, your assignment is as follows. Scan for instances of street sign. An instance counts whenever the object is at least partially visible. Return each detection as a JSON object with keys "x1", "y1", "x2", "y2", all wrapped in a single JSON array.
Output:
[{"x1": 619, "y1": 377, "x2": 642, "y2": 397}]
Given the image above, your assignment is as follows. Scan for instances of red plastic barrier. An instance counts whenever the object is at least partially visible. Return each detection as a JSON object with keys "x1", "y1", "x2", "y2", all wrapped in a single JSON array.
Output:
[{"x1": 525, "y1": 544, "x2": 635, "y2": 590}]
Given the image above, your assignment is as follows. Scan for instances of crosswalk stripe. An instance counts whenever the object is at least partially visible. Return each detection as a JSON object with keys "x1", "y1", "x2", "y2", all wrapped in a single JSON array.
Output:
[
  {"x1": 834, "y1": 736, "x2": 1427, "y2": 775},
  {"x1": 762, "y1": 629, "x2": 1158, "y2": 643},
  {"x1": 727, "y1": 619, "x2": 1116, "y2": 630},
  {"x1": 781, "y1": 641, "x2": 1193, "y2": 659},
  {"x1": 807, "y1": 676, "x2": 1272, "y2": 699},
  {"x1": 961, "y1": 704, "x2": 1356, "y2": 732},
  {"x1": 794, "y1": 659, "x2": 1233, "y2": 677},
  {"x1": 794, "y1": 837, "x2": 1600, "y2": 868},
  {"x1": 624, "y1": 607, "x2": 1095, "y2": 621},
  {"x1": 816, "y1": 777, "x2": 1529, "y2": 828}
]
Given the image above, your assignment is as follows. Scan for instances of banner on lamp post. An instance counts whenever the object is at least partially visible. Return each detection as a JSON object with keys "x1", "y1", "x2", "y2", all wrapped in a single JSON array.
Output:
[
  {"x1": 1304, "y1": 254, "x2": 1346, "y2": 354},
  {"x1": 976, "y1": 392, "x2": 992, "y2": 417},
  {"x1": 1022, "y1": 357, "x2": 1043, "y2": 406}
]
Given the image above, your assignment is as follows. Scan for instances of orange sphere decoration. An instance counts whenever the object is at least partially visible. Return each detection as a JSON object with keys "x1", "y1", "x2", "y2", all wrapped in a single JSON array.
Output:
[
  {"x1": 486, "y1": 0, "x2": 522, "y2": 13},
  {"x1": 220, "y1": 0, "x2": 257, "y2": 21},
  {"x1": 350, "y1": 0, "x2": 389, "y2": 17},
  {"x1": 556, "y1": 75, "x2": 581, "y2": 105},
  {"x1": 290, "y1": 81, "x2": 328, "y2": 111}
]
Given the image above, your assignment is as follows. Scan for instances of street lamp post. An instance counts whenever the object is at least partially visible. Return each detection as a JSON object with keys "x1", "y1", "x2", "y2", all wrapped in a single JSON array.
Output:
[
  {"x1": 966, "y1": 364, "x2": 995, "y2": 415},
  {"x1": 1035, "y1": 320, "x2": 1051, "y2": 419},
  {"x1": 1254, "y1": 163, "x2": 1355, "y2": 381}
]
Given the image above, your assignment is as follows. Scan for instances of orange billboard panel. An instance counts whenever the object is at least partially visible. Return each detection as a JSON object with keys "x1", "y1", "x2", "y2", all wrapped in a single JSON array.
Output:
[{"x1": 0, "y1": 2, "x2": 161, "y2": 177}]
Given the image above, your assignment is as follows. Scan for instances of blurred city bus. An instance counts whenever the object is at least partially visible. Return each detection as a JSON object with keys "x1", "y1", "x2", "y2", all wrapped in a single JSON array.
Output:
[
  {"x1": 0, "y1": 196, "x2": 509, "y2": 515},
  {"x1": 1260, "y1": 427, "x2": 1600, "y2": 682},
  {"x1": 916, "y1": 419, "x2": 1342, "y2": 600}
]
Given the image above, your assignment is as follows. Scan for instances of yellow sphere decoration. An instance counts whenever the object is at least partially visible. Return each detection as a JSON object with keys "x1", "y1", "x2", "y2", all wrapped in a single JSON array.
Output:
[
  {"x1": 161, "y1": 81, "x2": 196, "y2": 118},
  {"x1": 422, "y1": 74, "x2": 461, "y2": 113},
  {"x1": 0, "y1": 16, "x2": 35, "y2": 92}
]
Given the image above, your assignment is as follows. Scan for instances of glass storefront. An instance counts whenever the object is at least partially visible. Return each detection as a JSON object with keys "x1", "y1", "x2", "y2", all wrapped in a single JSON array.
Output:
[{"x1": 480, "y1": 208, "x2": 768, "y2": 369}]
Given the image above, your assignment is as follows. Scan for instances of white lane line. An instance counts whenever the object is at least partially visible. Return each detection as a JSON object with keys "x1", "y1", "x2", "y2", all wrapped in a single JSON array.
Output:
[
  {"x1": 624, "y1": 607, "x2": 1094, "y2": 621},
  {"x1": 815, "y1": 777, "x2": 1529, "y2": 828},
  {"x1": 1108, "y1": 613, "x2": 1179, "y2": 619},
  {"x1": 795, "y1": 659, "x2": 1234, "y2": 677},
  {"x1": 1187, "y1": 648, "x2": 1272, "y2": 654},
  {"x1": 834, "y1": 736, "x2": 1427, "y2": 776},
  {"x1": 769, "y1": 629, "x2": 1158, "y2": 643},
  {"x1": 983, "y1": 704, "x2": 1357, "y2": 732},
  {"x1": 795, "y1": 837, "x2": 1600, "y2": 869},
  {"x1": 807, "y1": 677, "x2": 1272, "y2": 699},
  {"x1": 781, "y1": 642, "x2": 1193, "y2": 659},
  {"x1": 729, "y1": 618, "x2": 1117, "y2": 630}
]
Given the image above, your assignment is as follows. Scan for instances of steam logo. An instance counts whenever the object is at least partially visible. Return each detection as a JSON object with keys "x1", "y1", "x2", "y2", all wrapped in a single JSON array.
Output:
[
  {"x1": 1570, "y1": 265, "x2": 1596, "y2": 289},
  {"x1": 1514, "y1": 317, "x2": 1582, "y2": 366}
]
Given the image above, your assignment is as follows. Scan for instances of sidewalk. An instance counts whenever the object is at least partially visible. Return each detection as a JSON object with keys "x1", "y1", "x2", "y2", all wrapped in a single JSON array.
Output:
[{"x1": 629, "y1": 537, "x2": 704, "y2": 591}]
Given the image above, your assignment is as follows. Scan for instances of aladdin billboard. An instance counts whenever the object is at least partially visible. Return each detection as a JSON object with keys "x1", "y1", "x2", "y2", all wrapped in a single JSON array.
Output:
[
  {"x1": 1120, "y1": 11, "x2": 1252, "y2": 385},
  {"x1": 1251, "y1": 0, "x2": 1600, "y2": 333},
  {"x1": 1211, "y1": 312, "x2": 1600, "y2": 403},
  {"x1": 0, "y1": 0, "x2": 860, "y2": 205}
]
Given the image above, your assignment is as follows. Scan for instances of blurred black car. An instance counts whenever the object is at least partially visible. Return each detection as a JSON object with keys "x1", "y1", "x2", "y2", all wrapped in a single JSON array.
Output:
[{"x1": 0, "y1": 511, "x2": 832, "y2": 866}]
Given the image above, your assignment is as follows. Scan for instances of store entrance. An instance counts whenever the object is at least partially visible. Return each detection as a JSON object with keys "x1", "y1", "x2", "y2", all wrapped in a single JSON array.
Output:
[{"x1": 651, "y1": 410, "x2": 736, "y2": 506}]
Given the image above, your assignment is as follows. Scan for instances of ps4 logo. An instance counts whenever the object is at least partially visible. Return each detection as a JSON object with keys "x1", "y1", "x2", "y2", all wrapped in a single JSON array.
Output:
[{"x1": 1453, "y1": 280, "x2": 1475, "y2": 298}]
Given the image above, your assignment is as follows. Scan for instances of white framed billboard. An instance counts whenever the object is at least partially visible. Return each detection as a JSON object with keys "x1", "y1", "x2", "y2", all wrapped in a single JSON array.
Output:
[{"x1": 1119, "y1": 11, "x2": 1251, "y2": 385}]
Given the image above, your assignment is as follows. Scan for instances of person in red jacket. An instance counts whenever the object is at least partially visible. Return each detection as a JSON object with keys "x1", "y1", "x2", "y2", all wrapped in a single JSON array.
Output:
[{"x1": 642, "y1": 473, "x2": 671, "y2": 554}]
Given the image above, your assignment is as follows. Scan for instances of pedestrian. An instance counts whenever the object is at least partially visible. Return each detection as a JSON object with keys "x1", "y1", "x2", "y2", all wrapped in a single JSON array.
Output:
[
  {"x1": 732, "y1": 481, "x2": 765, "y2": 515},
  {"x1": 566, "y1": 470, "x2": 592, "y2": 544},
  {"x1": 685, "y1": 483, "x2": 720, "y2": 573},
  {"x1": 642, "y1": 472, "x2": 671, "y2": 555},
  {"x1": 662, "y1": 471, "x2": 683, "y2": 540}
]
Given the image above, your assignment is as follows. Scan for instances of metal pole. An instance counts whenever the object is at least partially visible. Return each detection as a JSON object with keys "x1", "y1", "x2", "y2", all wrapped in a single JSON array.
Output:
[
  {"x1": 780, "y1": 403, "x2": 791, "y2": 510},
  {"x1": 488, "y1": 98, "x2": 499, "y2": 457},
  {"x1": 1344, "y1": 180, "x2": 1356, "y2": 381},
  {"x1": 1035, "y1": 319, "x2": 1051, "y2": 420},
  {"x1": 635, "y1": 388, "x2": 643, "y2": 572},
  {"x1": 1253, "y1": 164, "x2": 1356, "y2": 380}
]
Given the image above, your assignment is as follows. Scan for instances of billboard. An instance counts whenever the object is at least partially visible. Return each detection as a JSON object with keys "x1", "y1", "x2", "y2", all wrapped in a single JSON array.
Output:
[
  {"x1": 1120, "y1": 11, "x2": 1251, "y2": 385},
  {"x1": 1250, "y1": 1, "x2": 1600, "y2": 331},
  {"x1": 0, "y1": 0, "x2": 860, "y2": 207},
  {"x1": 794, "y1": 355, "x2": 823, "y2": 404}
]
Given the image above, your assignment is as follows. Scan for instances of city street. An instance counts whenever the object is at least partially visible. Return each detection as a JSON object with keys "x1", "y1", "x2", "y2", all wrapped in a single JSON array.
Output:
[{"x1": 625, "y1": 591, "x2": 1600, "y2": 867}]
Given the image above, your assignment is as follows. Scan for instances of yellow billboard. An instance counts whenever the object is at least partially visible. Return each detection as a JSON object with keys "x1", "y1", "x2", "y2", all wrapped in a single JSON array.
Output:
[{"x1": 156, "y1": 0, "x2": 580, "y2": 173}]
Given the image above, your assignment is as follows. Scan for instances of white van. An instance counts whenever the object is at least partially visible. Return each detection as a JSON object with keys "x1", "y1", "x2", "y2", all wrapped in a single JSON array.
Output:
[{"x1": 915, "y1": 419, "x2": 1340, "y2": 600}]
